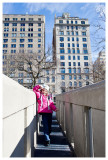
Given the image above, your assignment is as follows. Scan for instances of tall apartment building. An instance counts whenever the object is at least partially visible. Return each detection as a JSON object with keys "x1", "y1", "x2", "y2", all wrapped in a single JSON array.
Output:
[
  {"x1": 53, "y1": 13, "x2": 93, "y2": 94},
  {"x1": 3, "y1": 14, "x2": 45, "y2": 88},
  {"x1": 93, "y1": 51, "x2": 105, "y2": 82}
]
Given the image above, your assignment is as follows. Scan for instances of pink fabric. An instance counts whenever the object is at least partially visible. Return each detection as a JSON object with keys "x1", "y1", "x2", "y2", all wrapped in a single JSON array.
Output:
[{"x1": 33, "y1": 85, "x2": 56, "y2": 114}]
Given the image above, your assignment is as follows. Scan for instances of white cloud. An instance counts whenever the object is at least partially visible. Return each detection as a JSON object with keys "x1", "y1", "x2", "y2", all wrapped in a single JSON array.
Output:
[
  {"x1": 80, "y1": 3, "x2": 90, "y2": 10},
  {"x1": 26, "y1": 3, "x2": 69, "y2": 14}
]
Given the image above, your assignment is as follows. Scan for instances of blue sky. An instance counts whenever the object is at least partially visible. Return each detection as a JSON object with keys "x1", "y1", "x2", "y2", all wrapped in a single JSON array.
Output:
[{"x1": 3, "y1": 2, "x2": 105, "y2": 62}]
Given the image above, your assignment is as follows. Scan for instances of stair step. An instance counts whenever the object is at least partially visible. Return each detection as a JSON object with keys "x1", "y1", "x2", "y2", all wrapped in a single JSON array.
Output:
[
  {"x1": 35, "y1": 144, "x2": 70, "y2": 151},
  {"x1": 39, "y1": 132, "x2": 63, "y2": 136}
]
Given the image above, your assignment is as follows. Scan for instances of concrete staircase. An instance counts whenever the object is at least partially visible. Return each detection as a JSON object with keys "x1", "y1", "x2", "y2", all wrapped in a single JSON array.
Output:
[{"x1": 34, "y1": 113, "x2": 76, "y2": 157}]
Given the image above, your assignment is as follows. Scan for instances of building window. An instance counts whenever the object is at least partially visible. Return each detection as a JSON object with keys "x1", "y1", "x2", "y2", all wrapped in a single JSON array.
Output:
[
  {"x1": 38, "y1": 44, "x2": 41, "y2": 48},
  {"x1": 38, "y1": 18, "x2": 41, "y2": 21},
  {"x1": 72, "y1": 48, "x2": 75, "y2": 54},
  {"x1": 68, "y1": 68, "x2": 72, "y2": 73},
  {"x1": 68, "y1": 55, "x2": 71, "y2": 60},
  {"x1": 4, "y1": 28, "x2": 9, "y2": 32},
  {"x1": 71, "y1": 21, "x2": 73, "y2": 24},
  {"x1": 21, "y1": 18, "x2": 26, "y2": 21},
  {"x1": 78, "y1": 68, "x2": 81, "y2": 73},
  {"x1": 29, "y1": 18, "x2": 33, "y2": 21},
  {"x1": 3, "y1": 44, "x2": 8, "y2": 48},
  {"x1": 60, "y1": 43, "x2": 64, "y2": 47},
  {"x1": 69, "y1": 75, "x2": 72, "y2": 80},
  {"x1": 84, "y1": 62, "x2": 88, "y2": 66},
  {"x1": 74, "y1": 81, "x2": 77, "y2": 87},
  {"x1": 74, "y1": 75, "x2": 77, "y2": 80},
  {"x1": 28, "y1": 44, "x2": 33, "y2": 48},
  {"x1": 67, "y1": 26, "x2": 69, "y2": 29},
  {"x1": 12, "y1": 28, "x2": 17, "y2": 32},
  {"x1": 20, "y1": 28, "x2": 25, "y2": 32},
  {"x1": 60, "y1": 56, "x2": 65, "y2": 60},
  {"x1": 12, "y1": 23, "x2": 17, "y2": 26},
  {"x1": 68, "y1": 43, "x2": 70, "y2": 47},
  {"x1": 20, "y1": 23, "x2": 25, "y2": 26},
  {"x1": 78, "y1": 75, "x2": 81, "y2": 79},
  {"x1": 73, "y1": 56, "x2": 75, "y2": 60},
  {"x1": 38, "y1": 28, "x2": 41, "y2": 31},
  {"x1": 82, "y1": 32, "x2": 86, "y2": 36},
  {"x1": 38, "y1": 23, "x2": 41, "y2": 26},
  {"x1": 60, "y1": 37, "x2": 64, "y2": 41},
  {"x1": 77, "y1": 44, "x2": 79, "y2": 47},
  {"x1": 76, "y1": 26, "x2": 78, "y2": 30},
  {"x1": 67, "y1": 31, "x2": 70, "y2": 35},
  {"x1": 60, "y1": 49, "x2": 65, "y2": 53},
  {"x1": 20, "y1": 44, "x2": 24, "y2": 48},
  {"x1": 77, "y1": 49, "x2": 80, "y2": 54},
  {"x1": 69, "y1": 62, "x2": 71, "y2": 66},
  {"x1": 68, "y1": 49, "x2": 71, "y2": 53},
  {"x1": 60, "y1": 62, "x2": 65, "y2": 66},
  {"x1": 76, "y1": 31, "x2": 78, "y2": 35},
  {"x1": 84, "y1": 68, "x2": 89, "y2": 73},
  {"x1": 81, "y1": 21, "x2": 85, "y2": 24},
  {"x1": 13, "y1": 18, "x2": 17, "y2": 21},
  {"x1": 83, "y1": 49, "x2": 88, "y2": 54},
  {"x1": 52, "y1": 69, "x2": 55, "y2": 74},
  {"x1": 83, "y1": 44, "x2": 87, "y2": 48},
  {"x1": 3, "y1": 50, "x2": 7, "y2": 54},
  {"x1": 61, "y1": 68, "x2": 65, "y2": 73},
  {"x1": 78, "y1": 62, "x2": 80, "y2": 66},
  {"x1": 28, "y1": 28, "x2": 33, "y2": 32},
  {"x1": 67, "y1": 20, "x2": 69, "y2": 24},
  {"x1": 72, "y1": 43, "x2": 75, "y2": 47},
  {"x1": 82, "y1": 26, "x2": 86, "y2": 30},
  {"x1": 46, "y1": 70, "x2": 49, "y2": 75},
  {"x1": 11, "y1": 39, "x2": 16, "y2": 42},
  {"x1": 29, "y1": 23, "x2": 33, "y2": 26},
  {"x1": 86, "y1": 81, "x2": 89, "y2": 85},
  {"x1": 69, "y1": 81, "x2": 72, "y2": 87},
  {"x1": 76, "y1": 37, "x2": 79, "y2": 41},
  {"x1": 11, "y1": 44, "x2": 16, "y2": 48},
  {"x1": 52, "y1": 76, "x2": 55, "y2": 82},
  {"x1": 72, "y1": 31, "x2": 74, "y2": 35},
  {"x1": 4, "y1": 33, "x2": 8, "y2": 37},
  {"x1": 75, "y1": 21, "x2": 77, "y2": 24},
  {"x1": 4, "y1": 23, "x2": 9, "y2": 26},
  {"x1": 71, "y1": 26, "x2": 74, "y2": 29},
  {"x1": 20, "y1": 33, "x2": 25, "y2": 37},
  {"x1": 11, "y1": 50, "x2": 16, "y2": 53},
  {"x1": 28, "y1": 39, "x2": 33, "y2": 42},
  {"x1": 61, "y1": 75, "x2": 65, "y2": 80},
  {"x1": 38, "y1": 33, "x2": 41, "y2": 37},
  {"x1": 67, "y1": 37, "x2": 70, "y2": 41},
  {"x1": 72, "y1": 37, "x2": 74, "y2": 41},
  {"x1": 28, "y1": 33, "x2": 33, "y2": 37},
  {"x1": 3, "y1": 39, "x2": 8, "y2": 43},
  {"x1": 5, "y1": 18, "x2": 10, "y2": 21},
  {"x1": 73, "y1": 62, "x2": 76, "y2": 66},
  {"x1": 19, "y1": 73, "x2": 24, "y2": 78},
  {"x1": 86, "y1": 75, "x2": 89, "y2": 80},
  {"x1": 12, "y1": 33, "x2": 17, "y2": 37},
  {"x1": 38, "y1": 39, "x2": 41, "y2": 42},
  {"x1": 18, "y1": 79, "x2": 23, "y2": 84},
  {"x1": 84, "y1": 56, "x2": 88, "y2": 60},
  {"x1": 82, "y1": 38, "x2": 87, "y2": 42},
  {"x1": 73, "y1": 68, "x2": 76, "y2": 73},
  {"x1": 59, "y1": 31, "x2": 64, "y2": 35},
  {"x1": 77, "y1": 56, "x2": 80, "y2": 60},
  {"x1": 79, "y1": 81, "x2": 82, "y2": 87}
]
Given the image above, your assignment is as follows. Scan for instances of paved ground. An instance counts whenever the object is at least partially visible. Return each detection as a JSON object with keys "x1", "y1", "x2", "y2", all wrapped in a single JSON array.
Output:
[{"x1": 34, "y1": 113, "x2": 76, "y2": 157}]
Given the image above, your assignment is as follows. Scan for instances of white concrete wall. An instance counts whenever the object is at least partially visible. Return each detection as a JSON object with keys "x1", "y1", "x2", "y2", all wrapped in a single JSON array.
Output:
[
  {"x1": 2, "y1": 74, "x2": 36, "y2": 157},
  {"x1": 56, "y1": 80, "x2": 105, "y2": 157}
]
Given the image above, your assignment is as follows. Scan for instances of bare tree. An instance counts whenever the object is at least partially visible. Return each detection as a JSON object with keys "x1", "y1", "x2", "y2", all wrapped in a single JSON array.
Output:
[
  {"x1": 91, "y1": 4, "x2": 105, "y2": 52},
  {"x1": 13, "y1": 47, "x2": 56, "y2": 88}
]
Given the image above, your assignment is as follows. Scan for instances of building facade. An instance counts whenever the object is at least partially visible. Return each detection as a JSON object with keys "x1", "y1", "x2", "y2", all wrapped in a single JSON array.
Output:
[
  {"x1": 93, "y1": 51, "x2": 105, "y2": 83},
  {"x1": 3, "y1": 14, "x2": 45, "y2": 88},
  {"x1": 53, "y1": 13, "x2": 93, "y2": 94}
]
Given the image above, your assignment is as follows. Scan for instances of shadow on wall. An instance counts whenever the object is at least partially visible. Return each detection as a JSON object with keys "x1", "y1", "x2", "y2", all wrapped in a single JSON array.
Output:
[{"x1": 10, "y1": 115, "x2": 37, "y2": 157}]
